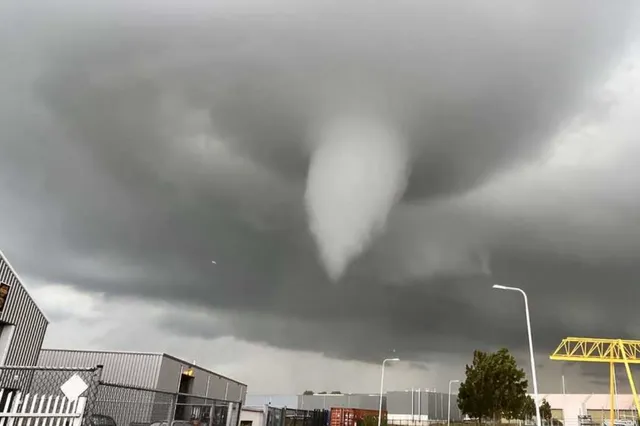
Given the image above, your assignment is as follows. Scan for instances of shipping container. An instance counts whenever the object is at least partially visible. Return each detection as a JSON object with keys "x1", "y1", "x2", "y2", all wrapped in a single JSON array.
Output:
[{"x1": 330, "y1": 408, "x2": 386, "y2": 426}]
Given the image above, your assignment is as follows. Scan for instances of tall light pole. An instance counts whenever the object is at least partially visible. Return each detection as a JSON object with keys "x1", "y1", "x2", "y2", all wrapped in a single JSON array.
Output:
[
  {"x1": 378, "y1": 358, "x2": 400, "y2": 426},
  {"x1": 493, "y1": 284, "x2": 541, "y2": 426},
  {"x1": 447, "y1": 380, "x2": 460, "y2": 426}
]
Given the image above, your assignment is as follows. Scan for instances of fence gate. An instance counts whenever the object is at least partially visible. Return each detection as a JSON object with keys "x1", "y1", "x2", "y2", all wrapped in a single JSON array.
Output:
[{"x1": 0, "y1": 389, "x2": 87, "y2": 426}]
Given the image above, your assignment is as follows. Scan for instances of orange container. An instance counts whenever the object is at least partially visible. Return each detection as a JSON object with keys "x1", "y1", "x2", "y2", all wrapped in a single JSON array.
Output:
[{"x1": 330, "y1": 408, "x2": 387, "y2": 426}]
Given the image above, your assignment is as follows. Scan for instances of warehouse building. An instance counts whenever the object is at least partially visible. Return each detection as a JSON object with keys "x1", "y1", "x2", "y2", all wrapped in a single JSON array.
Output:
[
  {"x1": 39, "y1": 349, "x2": 247, "y2": 426},
  {"x1": 0, "y1": 250, "x2": 48, "y2": 367},
  {"x1": 541, "y1": 393, "x2": 638, "y2": 424},
  {"x1": 39, "y1": 349, "x2": 247, "y2": 401}
]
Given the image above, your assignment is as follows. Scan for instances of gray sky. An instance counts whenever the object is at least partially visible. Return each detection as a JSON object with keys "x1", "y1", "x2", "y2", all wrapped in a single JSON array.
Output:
[{"x1": 2, "y1": 0, "x2": 640, "y2": 394}]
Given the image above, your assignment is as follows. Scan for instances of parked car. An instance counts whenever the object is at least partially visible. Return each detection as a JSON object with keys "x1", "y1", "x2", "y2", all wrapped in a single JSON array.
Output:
[
  {"x1": 90, "y1": 414, "x2": 118, "y2": 426},
  {"x1": 148, "y1": 421, "x2": 192, "y2": 426}
]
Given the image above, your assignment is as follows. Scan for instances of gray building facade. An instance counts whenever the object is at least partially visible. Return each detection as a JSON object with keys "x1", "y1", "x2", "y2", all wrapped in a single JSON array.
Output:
[
  {"x1": 38, "y1": 349, "x2": 247, "y2": 402},
  {"x1": 297, "y1": 394, "x2": 383, "y2": 411},
  {"x1": 245, "y1": 395, "x2": 299, "y2": 409},
  {"x1": 0, "y1": 250, "x2": 48, "y2": 367},
  {"x1": 39, "y1": 349, "x2": 247, "y2": 426}
]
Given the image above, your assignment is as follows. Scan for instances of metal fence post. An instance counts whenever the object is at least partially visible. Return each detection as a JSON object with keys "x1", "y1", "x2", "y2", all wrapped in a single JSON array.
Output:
[
  {"x1": 82, "y1": 364, "x2": 103, "y2": 426},
  {"x1": 207, "y1": 401, "x2": 215, "y2": 426},
  {"x1": 236, "y1": 402, "x2": 243, "y2": 426},
  {"x1": 167, "y1": 392, "x2": 177, "y2": 426}
]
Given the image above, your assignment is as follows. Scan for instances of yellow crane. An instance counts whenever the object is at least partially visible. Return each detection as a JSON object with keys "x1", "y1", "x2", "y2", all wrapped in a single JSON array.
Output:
[{"x1": 550, "y1": 337, "x2": 640, "y2": 426}]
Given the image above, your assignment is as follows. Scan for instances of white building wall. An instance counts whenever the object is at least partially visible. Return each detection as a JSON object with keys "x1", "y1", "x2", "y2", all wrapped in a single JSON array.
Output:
[{"x1": 240, "y1": 408, "x2": 266, "y2": 426}]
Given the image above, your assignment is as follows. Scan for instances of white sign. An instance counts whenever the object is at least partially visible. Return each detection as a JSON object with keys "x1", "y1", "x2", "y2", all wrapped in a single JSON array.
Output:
[{"x1": 60, "y1": 374, "x2": 89, "y2": 401}]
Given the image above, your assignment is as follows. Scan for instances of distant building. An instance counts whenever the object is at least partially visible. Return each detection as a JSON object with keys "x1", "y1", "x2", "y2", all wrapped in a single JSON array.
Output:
[
  {"x1": 244, "y1": 393, "x2": 383, "y2": 411},
  {"x1": 245, "y1": 394, "x2": 298, "y2": 408},
  {"x1": 298, "y1": 393, "x2": 383, "y2": 411},
  {"x1": 246, "y1": 391, "x2": 640, "y2": 425},
  {"x1": 240, "y1": 406, "x2": 267, "y2": 426},
  {"x1": 540, "y1": 393, "x2": 638, "y2": 424}
]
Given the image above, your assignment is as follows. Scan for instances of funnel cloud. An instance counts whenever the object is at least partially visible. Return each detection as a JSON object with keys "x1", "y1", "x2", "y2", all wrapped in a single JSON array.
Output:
[{"x1": 306, "y1": 115, "x2": 410, "y2": 280}]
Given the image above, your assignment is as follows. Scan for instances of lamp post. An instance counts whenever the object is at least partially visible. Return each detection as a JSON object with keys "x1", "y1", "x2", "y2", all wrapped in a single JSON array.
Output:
[
  {"x1": 378, "y1": 358, "x2": 400, "y2": 426},
  {"x1": 447, "y1": 380, "x2": 460, "y2": 426},
  {"x1": 493, "y1": 284, "x2": 541, "y2": 426}
]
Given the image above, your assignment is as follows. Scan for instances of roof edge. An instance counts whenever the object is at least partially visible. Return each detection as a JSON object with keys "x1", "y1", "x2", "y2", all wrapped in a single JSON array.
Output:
[
  {"x1": 161, "y1": 353, "x2": 247, "y2": 387},
  {"x1": 0, "y1": 248, "x2": 50, "y2": 324},
  {"x1": 40, "y1": 348, "x2": 247, "y2": 387},
  {"x1": 41, "y1": 348, "x2": 164, "y2": 357}
]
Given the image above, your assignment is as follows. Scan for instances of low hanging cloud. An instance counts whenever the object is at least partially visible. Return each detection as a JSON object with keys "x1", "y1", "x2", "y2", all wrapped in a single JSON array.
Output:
[{"x1": 2, "y1": 0, "x2": 640, "y2": 377}]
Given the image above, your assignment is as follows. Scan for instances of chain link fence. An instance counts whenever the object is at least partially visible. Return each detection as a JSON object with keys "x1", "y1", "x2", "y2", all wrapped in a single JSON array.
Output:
[
  {"x1": 0, "y1": 365, "x2": 103, "y2": 426},
  {"x1": 94, "y1": 381, "x2": 238, "y2": 426},
  {"x1": 0, "y1": 366, "x2": 241, "y2": 426}
]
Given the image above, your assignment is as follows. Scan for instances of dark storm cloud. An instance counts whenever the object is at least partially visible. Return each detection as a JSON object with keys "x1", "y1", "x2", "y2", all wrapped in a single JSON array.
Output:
[
  {"x1": 1, "y1": 0, "x2": 640, "y2": 370},
  {"x1": 27, "y1": 0, "x2": 634, "y2": 201}
]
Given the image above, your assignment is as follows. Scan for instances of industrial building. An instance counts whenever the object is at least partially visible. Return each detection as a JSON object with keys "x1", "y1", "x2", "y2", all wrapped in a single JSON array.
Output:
[
  {"x1": 244, "y1": 391, "x2": 462, "y2": 421},
  {"x1": 298, "y1": 393, "x2": 383, "y2": 411},
  {"x1": 542, "y1": 393, "x2": 638, "y2": 424},
  {"x1": 240, "y1": 406, "x2": 267, "y2": 426},
  {"x1": 38, "y1": 349, "x2": 247, "y2": 425},
  {"x1": 245, "y1": 394, "x2": 299, "y2": 408},
  {"x1": 245, "y1": 393, "x2": 381, "y2": 411},
  {"x1": 0, "y1": 250, "x2": 48, "y2": 366},
  {"x1": 39, "y1": 349, "x2": 247, "y2": 401},
  {"x1": 0, "y1": 249, "x2": 247, "y2": 426},
  {"x1": 246, "y1": 392, "x2": 640, "y2": 425}
]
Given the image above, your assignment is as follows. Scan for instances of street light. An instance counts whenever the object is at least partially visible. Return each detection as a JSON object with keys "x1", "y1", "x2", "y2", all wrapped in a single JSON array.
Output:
[
  {"x1": 447, "y1": 380, "x2": 460, "y2": 426},
  {"x1": 492, "y1": 284, "x2": 541, "y2": 426},
  {"x1": 378, "y1": 358, "x2": 400, "y2": 426}
]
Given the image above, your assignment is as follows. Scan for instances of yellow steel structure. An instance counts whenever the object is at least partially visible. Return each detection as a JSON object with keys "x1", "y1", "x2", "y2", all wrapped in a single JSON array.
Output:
[{"x1": 550, "y1": 337, "x2": 640, "y2": 426}]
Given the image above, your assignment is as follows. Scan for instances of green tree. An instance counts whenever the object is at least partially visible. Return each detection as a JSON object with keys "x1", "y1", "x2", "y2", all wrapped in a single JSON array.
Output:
[
  {"x1": 457, "y1": 348, "x2": 529, "y2": 424},
  {"x1": 302, "y1": 390, "x2": 314, "y2": 395},
  {"x1": 318, "y1": 391, "x2": 327, "y2": 394},
  {"x1": 511, "y1": 395, "x2": 535, "y2": 421},
  {"x1": 540, "y1": 399, "x2": 552, "y2": 423},
  {"x1": 457, "y1": 350, "x2": 494, "y2": 422},
  {"x1": 331, "y1": 391, "x2": 342, "y2": 394}
]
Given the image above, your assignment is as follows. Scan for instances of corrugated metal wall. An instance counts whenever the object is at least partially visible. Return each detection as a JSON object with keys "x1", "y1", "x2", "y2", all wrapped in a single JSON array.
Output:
[
  {"x1": 38, "y1": 350, "x2": 247, "y2": 403},
  {"x1": 0, "y1": 251, "x2": 48, "y2": 366},
  {"x1": 156, "y1": 355, "x2": 247, "y2": 402},
  {"x1": 297, "y1": 394, "x2": 383, "y2": 411},
  {"x1": 38, "y1": 349, "x2": 163, "y2": 388}
]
